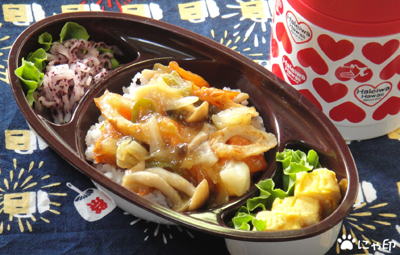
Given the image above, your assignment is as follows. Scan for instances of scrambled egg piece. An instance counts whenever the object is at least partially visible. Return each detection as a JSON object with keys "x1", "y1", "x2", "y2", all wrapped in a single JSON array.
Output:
[
  {"x1": 295, "y1": 168, "x2": 342, "y2": 218},
  {"x1": 255, "y1": 211, "x2": 301, "y2": 231},
  {"x1": 256, "y1": 196, "x2": 321, "y2": 231},
  {"x1": 255, "y1": 168, "x2": 342, "y2": 231}
]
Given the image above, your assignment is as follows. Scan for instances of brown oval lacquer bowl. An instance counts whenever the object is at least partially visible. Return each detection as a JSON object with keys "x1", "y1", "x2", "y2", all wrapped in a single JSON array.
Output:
[{"x1": 8, "y1": 11, "x2": 358, "y2": 253}]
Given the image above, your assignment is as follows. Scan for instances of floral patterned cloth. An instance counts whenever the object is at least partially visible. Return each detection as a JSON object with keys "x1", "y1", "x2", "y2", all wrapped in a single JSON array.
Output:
[{"x1": 1, "y1": 1, "x2": 400, "y2": 254}]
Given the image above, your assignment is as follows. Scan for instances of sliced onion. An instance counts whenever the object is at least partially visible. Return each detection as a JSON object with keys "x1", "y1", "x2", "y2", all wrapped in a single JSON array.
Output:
[{"x1": 165, "y1": 96, "x2": 199, "y2": 110}]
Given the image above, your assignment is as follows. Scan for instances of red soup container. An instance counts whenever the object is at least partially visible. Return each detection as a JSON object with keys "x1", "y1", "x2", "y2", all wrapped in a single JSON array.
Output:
[{"x1": 269, "y1": 0, "x2": 400, "y2": 140}]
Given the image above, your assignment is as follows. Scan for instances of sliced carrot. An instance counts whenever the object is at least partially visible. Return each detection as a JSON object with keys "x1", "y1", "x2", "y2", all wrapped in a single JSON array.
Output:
[
  {"x1": 124, "y1": 184, "x2": 154, "y2": 196},
  {"x1": 242, "y1": 156, "x2": 267, "y2": 173},
  {"x1": 226, "y1": 136, "x2": 267, "y2": 173},
  {"x1": 137, "y1": 187, "x2": 154, "y2": 196},
  {"x1": 187, "y1": 165, "x2": 205, "y2": 185},
  {"x1": 158, "y1": 117, "x2": 185, "y2": 146},
  {"x1": 118, "y1": 106, "x2": 132, "y2": 120},
  {"x1": 225, "y1": 90, "x2": 241, "y2": 100},
  {"x1": 169, "y1": 61, "x2": 210, "y2": 87}
]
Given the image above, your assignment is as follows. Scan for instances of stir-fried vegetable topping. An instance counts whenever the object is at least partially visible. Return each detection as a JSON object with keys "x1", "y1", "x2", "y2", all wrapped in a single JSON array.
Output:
[{"x1": 86, "y1": 62, "x2": 278, "y2": 211}]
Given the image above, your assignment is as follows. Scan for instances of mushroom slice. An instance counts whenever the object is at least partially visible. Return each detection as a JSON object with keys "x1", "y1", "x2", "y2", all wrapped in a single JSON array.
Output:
[
  {"x1": 146, "y1": 168, "x2": 210, "y2": 211},
  {"x1": 122, "y1": 171, "x2": 184, "y2": 210},
  {"x1": 123, "y1": 168, "x2": 211, "y2": 211},
  {"x1": 186, "y1": 101, "x2": 209, "y2": 123},
  {"x1": 188, "y1": 179, "x2": 209, "y2": 211},
  {"x1": 146, "y1": 167, "x2": 196, "y2": 197}
]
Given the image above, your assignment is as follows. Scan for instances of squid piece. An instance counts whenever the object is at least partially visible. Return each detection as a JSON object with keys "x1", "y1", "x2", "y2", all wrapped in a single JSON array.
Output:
[
  {"x1": 94, "y1": 91, "x2": 147, "y2": 143},
  {"x1": 95, "y1": 91, "x2": 185, "y2": 151},
  {"x1": 209, "y1": 125, "x2": 277, "y2": 161},
  {"x1": 226, "y1": 136, "x2": 267, "y2": 173}
]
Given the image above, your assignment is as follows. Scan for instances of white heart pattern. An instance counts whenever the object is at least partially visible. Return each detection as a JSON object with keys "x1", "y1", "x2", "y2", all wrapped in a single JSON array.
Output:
[{"x1": 286, "y1": 11, "x2": 312, "y2": 44}]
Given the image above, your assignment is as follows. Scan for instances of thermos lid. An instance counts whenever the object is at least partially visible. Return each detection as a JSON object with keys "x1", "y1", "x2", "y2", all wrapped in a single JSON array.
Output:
[{"x1": 287, "y1": 0, "x2": 400, "y2": 36}]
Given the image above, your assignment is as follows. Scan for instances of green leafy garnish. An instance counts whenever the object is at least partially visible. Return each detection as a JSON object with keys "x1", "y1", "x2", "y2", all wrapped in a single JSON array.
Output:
[
  {"x1": 232, "y1": 210, "x2": 255, "y2": 230},
  {"x1": 38, "y1": 32, "x2": 52, "y2": 51},
  {"x1": 14, "y1": 59, "x2": 44, "y2": 106},
  {"x1": 98, "y1": 47, "x2": 122, "y2": 69},
  {"x1": 230, "y1": 149, "x2": 321, "y2": 231},
  {"x1": 59, "y1": 21, "x2": 89, "y2": 43},
  {"x1": 98, "y1": 47, "x2": 114, "y2": 54},
  {"x1": 250, "y1": 179, "x2": 289, "y2": 211},
  {"x1": 230, "y1": 178, "x2": 290, "y2": 230},
  {"x1": 277, "y1": 149, "x2": 321, "y2": 195},
  {"x1": 27, "y1": 48, "x2": 47, "y2": 71},
  {"x1": 110, "y1": 58, "x2": 122, "y2": 69}
]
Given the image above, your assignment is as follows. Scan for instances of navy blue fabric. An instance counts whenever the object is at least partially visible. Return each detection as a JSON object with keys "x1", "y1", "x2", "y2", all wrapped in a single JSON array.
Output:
[{"x1": 0, "y1": 1, "x2": 399, "y2": 255}]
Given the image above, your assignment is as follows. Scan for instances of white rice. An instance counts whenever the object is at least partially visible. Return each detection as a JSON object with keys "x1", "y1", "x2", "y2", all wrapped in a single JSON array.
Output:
[
  {"x1": 85, "y1": 118, "x2": 126, "y2": 184},
  {"x1": 122, "y1": 72, "x2": 148, "y2": 97},
  {"x1": 94, "y1": 163, "x2": 125, "y2": 184},
  {"x1": 85, "y1": 115, "x2": 106, "y2": 164}
]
